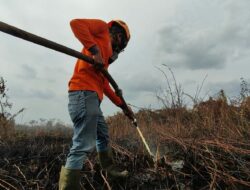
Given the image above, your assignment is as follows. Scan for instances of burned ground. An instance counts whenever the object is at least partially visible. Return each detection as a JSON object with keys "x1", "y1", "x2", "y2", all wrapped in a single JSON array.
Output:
[{"x1": 0, "y1": 96, "x2": 250, "y2": 189}]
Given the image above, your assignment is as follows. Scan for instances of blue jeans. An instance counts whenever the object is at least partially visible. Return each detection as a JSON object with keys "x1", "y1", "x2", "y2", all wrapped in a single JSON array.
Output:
[{"x1": 65, "y1": 90, "x2": 110, "y2": 170}]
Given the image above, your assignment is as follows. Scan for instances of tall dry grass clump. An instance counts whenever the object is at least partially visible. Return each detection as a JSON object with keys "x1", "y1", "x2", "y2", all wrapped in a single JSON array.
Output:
[
  {"x1": 107, "y1": 73, "x2": 250, "y2": 189},
  {"x1": 0, "y1": 77, "x2": 15, "y2": 138},
  {"x1": 0, "y1": 77, "x2": 25, "y2": 139}
]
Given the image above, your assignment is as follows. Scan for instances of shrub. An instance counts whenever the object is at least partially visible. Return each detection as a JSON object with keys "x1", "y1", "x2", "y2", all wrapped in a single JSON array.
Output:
[{"x1": 0, "y1": 77, "x2": 24, "y2": 138}]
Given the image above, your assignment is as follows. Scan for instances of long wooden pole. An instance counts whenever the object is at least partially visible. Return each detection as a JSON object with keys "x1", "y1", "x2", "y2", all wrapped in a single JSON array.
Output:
[
  {"x1": 0, "y1": 21, "x2": 160, "y2": 158},
  {"x1": 0, "y1": 21, "x2": 137, "y2": 124}
]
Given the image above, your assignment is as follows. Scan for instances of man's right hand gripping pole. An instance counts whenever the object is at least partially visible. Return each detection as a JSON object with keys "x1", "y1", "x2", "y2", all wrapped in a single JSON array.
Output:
[{"x1": 119, "y1": 102, "x2": 137, "y2": 127}]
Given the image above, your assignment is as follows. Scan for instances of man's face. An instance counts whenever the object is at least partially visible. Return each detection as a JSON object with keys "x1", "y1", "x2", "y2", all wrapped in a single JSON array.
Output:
[{"x1": 112, "y1": 32, "x2": 127, "y2": 53}]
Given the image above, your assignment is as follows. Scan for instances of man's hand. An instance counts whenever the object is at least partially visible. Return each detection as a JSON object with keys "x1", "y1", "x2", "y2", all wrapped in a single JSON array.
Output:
[
  {"x1": 120, "y1": 104, "x2": 134, "y2": 120},
  {"x1": 115, "y1": 88, "x2": 123, "y2": 97},
  {"x1": 89, "y1": 45, "x2": 104, "y2": 71},
  {"x1": 93, "y1": 52, "x2": 104, "y2": 71}
]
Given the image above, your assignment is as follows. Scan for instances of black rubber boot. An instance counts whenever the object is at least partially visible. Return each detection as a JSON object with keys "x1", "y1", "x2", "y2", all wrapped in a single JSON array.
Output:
[
  {"x1": 98, "y1": 148, "x2": 129, "y2": 178},
  {"x1": 59, "y1": 166, "x2": 81, "y2": 190}
]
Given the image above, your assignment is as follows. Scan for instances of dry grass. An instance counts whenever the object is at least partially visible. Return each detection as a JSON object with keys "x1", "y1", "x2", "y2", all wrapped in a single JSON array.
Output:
[
  {"x1": 107, "y1": 95, "x2": 250, "y2": 189},
  {"x1": 0, "y1": 74, "x2": 249, "y2": 189}
]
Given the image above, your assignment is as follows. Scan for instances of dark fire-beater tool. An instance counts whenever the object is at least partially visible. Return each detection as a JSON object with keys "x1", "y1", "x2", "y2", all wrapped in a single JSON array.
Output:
[{"x1": 0, "y1": 21, "x2": 155, "y2": 159}]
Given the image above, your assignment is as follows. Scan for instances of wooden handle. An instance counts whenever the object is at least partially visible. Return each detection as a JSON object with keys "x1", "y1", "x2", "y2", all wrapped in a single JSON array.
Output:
[{"x1": 0, "y1": 21, "x2": 135, "y2": 120}]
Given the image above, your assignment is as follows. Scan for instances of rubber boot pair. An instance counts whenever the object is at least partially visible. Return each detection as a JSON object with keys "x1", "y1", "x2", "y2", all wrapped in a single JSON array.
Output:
[
  {"x1": 98, "y1": 148, "x2": 128, "y2": 178},
  {"x1": 59, "y1": 166, "x2": 81, "y2": 190}
]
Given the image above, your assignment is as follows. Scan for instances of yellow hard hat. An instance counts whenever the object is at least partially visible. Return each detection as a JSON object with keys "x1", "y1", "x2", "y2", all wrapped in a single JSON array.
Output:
[{"x1": 108, "y1": 20, "x2": 130, "y2": 41}]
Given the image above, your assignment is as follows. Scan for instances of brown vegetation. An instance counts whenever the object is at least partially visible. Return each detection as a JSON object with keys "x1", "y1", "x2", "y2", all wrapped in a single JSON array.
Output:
[
  {"x1": 0, "y1": 76, "x2": 250, "y2": 189},
  {"x1": 0, "y1": 77, "x2": 24, "y2": 138}
]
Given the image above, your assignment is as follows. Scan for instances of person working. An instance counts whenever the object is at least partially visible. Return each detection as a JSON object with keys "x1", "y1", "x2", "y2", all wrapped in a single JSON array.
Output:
[{"x1": 59, "y1": 18, "x2": 133, "y2": 189}]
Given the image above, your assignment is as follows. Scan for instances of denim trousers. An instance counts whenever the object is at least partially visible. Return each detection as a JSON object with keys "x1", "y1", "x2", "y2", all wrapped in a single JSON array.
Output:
[{"x1": 65, "y1": 90, "x2": 109, "y2": 170}]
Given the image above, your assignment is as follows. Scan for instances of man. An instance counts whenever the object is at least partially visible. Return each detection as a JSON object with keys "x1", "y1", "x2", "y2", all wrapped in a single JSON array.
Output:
[{"x1": 59, "y1": 19, "x2": 133, "y2": 189}]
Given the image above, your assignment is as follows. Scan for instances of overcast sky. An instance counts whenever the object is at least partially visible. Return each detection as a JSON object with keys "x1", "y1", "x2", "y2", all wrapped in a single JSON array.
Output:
[{"x1": 1, "y1": 0, "x2": 250, "y2": 124}]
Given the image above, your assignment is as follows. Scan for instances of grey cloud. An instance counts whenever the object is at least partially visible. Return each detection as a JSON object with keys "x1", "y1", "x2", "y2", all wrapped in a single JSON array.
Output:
[
  {"x1": 117, "y1": 69, "x2": 162, "y2": 97},
  {"x1": 205, "y1": 78, "x2": 250, "y2": 98},
  {"x1": 125, "y1": 76, "x2": 160, "y2": 92},
  {"x1": 111, "y1": 69, "x2": 164, "y2": 107},
  {"x1": 10, "y1": 86, "x2": 55, "y2": 100},
  {"x1": 31, "y1": 89, "x2": 55, "y2": 99},
  {"x1": 183, "y1": 44, "x2": 226, "y2": 70},
  {"x1": 19, "y1": 64, "x2": 37, "y2": 79},
  {"x1": 157, "y1": 1, "x2": 250, "y2": 70},
  {"x1": 158, "y1": 25, "x2": 228, "y2": 70}
]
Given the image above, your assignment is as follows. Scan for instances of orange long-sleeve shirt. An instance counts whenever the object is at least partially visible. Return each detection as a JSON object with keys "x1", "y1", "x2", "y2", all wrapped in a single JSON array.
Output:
[{"x1": 68, "y1": 19, "x2": 123, "y2": 106}]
